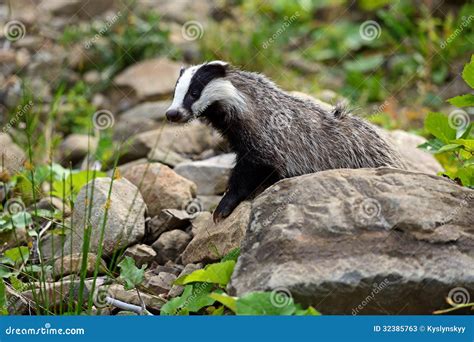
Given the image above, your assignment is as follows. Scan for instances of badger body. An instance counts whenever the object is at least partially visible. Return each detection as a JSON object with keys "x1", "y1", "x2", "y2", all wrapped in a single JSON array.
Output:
[{"x1": 166, "y1": 61, "x2": 404, "y2": 222}]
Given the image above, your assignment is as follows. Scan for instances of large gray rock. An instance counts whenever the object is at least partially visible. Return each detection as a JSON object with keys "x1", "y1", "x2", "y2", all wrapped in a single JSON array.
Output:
[
  {"x1": 59, "y1": 133, "x2": 98, "y2": 165},
  {"x1": 114, "y1": 58, "x2": 182, "y2": 101},
  {"x1": 63, "y1": 178, "x2": 146, "y2": 257},
  {"x1": 182, "y1": 202, "x2": 251, "y2": 264},
  {"x1": 174, "y1": 153, "x2": 235, "y2": 195},
  {"x1": 229, "y1": 168, "x2": 474, "y2": 314}
]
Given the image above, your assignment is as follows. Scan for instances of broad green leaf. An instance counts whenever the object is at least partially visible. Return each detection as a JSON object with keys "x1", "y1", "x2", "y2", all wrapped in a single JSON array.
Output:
[
  {"x1": 462, "y1": 55, "x2": 474, "y2": 89},
  {"x1": 0, "y1": 265, "x2": 15, "y2": 278},
  {"x1": 211, "y1": 305, "x2": 225, "y2": 315},
  {"x1": 51, "y1": 171, "x2": 107, "y2": 200},
  {"x1": 451, "y1": 139, "x2": 474, "y2": 152},
  {"x1": 294, "y1": 305, "x2": 321, "y2": 316},
  {"x1": 4, "y1": 247, "x2": 29, "y2": 265},
  {"x1": 424, "y1": 112, "x2": 456, "y2": 143},
  {"x1": 160, "y1": 283, "x2": 215, "y2": 315},
  {"x1": 447, "y1": 94, "x2": 474, "y2": 107},
  {"x1": 221, "y1": 248, "x2": 240, "y2": 262},
  {"x1": 442, "y1": 165, "x2": 474, "y2": 187},
  {"x1": 118, "y1": 256, "x2": 146, "y2": 290},
  {"x1": 236, "y1": 291, "x2": 296, "y2": 315},
  {"x1": 174, "y1": 260, "x2": 235, "y2": 286},
  {"x1": 417, "y1": 138, "x2": 445, "y2": 153},
  {"x1": 209, "y1": 292, "x2": 237, "y2": 313},
  {"x1": 437, "y1": 144, "x2": 461, "y2": 153},
  {"x1": 0, "y1": 278, "x2": 7, "y2": 315}
]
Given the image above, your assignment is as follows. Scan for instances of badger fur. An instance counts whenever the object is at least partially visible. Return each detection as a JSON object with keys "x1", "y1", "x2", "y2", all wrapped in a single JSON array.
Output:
[{"x1": 166, "y1": 61, "x2": 405, "y2": 222}]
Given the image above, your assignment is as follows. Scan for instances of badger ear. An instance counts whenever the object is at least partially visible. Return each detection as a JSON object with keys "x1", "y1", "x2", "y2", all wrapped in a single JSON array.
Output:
[{"x1": 202, "y1": 60, "x2": 229, "y2": 77}]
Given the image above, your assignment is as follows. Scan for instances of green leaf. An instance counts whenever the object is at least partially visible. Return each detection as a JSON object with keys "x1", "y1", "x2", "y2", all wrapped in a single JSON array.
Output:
[
  {"x1": 451, "y1": 139, "x2": 474, "y2": 152},
  {"x1": 294, "y1": 305, "x2": 321, "y2": 316},
  {"x1": 174, "y1": 260, "x2": 235, "y2": 286},
  {"x1": 0, "y1": 265, "x2": 15, "y2": 278},
  {"x1": 424, "y1": 112, "x2": 457, "y2": 143},
  {"x1": 447, "y1": 94, "x2": 474, "y2": 107},
  {"x1": 118, "y1": 256, "x2": 146, "y2": 290},
  {"x1": 0, "y1": 278, "x2": 8, "y2": 315},
  {"x1": 209, "y1": 292, "x2": 237, "y2": 313},
  {"x1": 417, "y1": 138, "x2": 445, "y2": 153},
  {"x1": 4, "y1": 247, "x2": 29, "y2": 265},
  {"x1": 462, "y1": 55, "x2": 474, "y2": 89},
  {"x1": 442, "y1": 164, "x2": 474, "y2": 187},
  {"x1": 160, "y1": 283, "x2": 215, "y2": 315},
  {"x1": 437, "y1": 144, "x2": 462, "y2": 153},
  {"x1": 221, "y1": 248, "x2": 240, "y2": 262},
  {"x1": 236, "y1": 291, "x2": 296, "y2": 315},
  {"x1": 51, "y1": 171, "x2": 107, "y2": 201}
]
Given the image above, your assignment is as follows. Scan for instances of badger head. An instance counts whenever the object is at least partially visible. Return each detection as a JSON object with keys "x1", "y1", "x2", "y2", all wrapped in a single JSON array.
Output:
[{"x1": 166, "y1": 60, "x2": 245, "y2": 123}]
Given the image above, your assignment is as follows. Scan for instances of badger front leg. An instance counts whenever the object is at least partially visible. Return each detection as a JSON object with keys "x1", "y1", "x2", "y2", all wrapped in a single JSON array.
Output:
[{"x1": 213, "y1": 159, "x2": 278, "y2": 223}]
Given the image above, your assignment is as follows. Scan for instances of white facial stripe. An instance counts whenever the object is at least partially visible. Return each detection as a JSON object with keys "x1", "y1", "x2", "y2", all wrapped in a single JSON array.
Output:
[
  {"x1": 169, "y1": 65, "x2": 201, "y2": 110},
  {"x1": 191, "y1": 79, "x2": 246, "y2": 115}
]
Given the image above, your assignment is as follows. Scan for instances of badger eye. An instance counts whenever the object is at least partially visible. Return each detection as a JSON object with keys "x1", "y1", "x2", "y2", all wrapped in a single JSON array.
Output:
[{"x1": 190, "y1": 90, "x2": 199, "y2": 98}]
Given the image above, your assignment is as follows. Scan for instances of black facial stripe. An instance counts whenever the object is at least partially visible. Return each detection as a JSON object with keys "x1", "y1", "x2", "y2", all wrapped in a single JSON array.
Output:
[{"x1": 182, "y1": 64, "x2": 226, "y2": 111}]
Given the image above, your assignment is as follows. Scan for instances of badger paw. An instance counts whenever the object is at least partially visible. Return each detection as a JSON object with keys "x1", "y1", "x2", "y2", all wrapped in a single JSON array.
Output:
[{"x1": 213, "y1": 198, "x2": 236, "y2": 224}]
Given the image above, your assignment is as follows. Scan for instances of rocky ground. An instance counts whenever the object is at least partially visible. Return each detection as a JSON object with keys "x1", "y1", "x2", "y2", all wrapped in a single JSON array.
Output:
[{"x1": 0, "y1": 0, "x2": 473, "y2": 315}]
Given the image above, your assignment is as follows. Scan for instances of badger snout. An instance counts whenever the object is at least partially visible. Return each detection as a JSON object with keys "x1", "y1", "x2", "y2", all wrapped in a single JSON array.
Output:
[{"x1": 165, "y1": 108, "x2": 182, "y2": 122}]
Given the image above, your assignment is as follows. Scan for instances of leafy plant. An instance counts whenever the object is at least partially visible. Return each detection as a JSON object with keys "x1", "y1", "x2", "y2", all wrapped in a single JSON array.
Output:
[
  {"x1": 118, "y1": 256, "x2": 146, "y2": 291},
  {"x1": 419, "y1": 55, "x2": 474, "y2": 187},
  {"x1": 161, "y1": 249, "x2": 320, "y2": 316}
]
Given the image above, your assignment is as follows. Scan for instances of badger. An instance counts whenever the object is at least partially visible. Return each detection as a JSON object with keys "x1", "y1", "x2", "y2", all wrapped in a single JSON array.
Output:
[{"x1": 166, "y1": 61, "x2": 405, "y2": 222}]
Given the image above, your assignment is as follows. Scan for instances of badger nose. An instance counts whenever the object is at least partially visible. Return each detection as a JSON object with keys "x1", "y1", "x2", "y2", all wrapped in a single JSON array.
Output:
[{"x1": 166, "y1": 109, "x2": 181, "y2": 122}]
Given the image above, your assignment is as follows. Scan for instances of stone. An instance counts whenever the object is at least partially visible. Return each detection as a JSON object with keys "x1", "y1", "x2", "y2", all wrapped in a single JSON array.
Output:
[
  {"x1": 124, "y1": 244, "x2": 157, "y2": 268},
  {"x1": 62, "y1": 177, "x2": 146, "y2": 257},
  {"x1": 0, "y1": 133, "x2": 26, "y2": 175},
  {"x1": 114, "y1": 58, "x2": 182, "y2": 101},
  {"x1": 103, "y1": 283, "x2": 166, "y2": 311},
  {"x1": 122, "y1": 121, "x2": 217, "y2": 161},
  {"x1": 182, "y1": 202, "x2": 251, "y2": 264},
  {"x1": 152, "y1": 230, "x2": 192, "y2": 264},
  {"x1": 113, "y1": 117, "x2": 160, "y2": 141},
  {"x1": 174, "y1": 153, "x2": 235, "y2": 195},
  {"x1": 229, "y1": 168, "x2": 474, "y2": 314},
  {"x1": 39, "y1": 0, "x2": 116, "y2": 18},
  {"x1": 120, "y1": 101, "x2": 170, "y2": 122},
  {"x1": 59, "y1": 134, "x2": 98, "y2": 165},
  {"x1": 146, "y1": 209, "x2": 193, "y2": 244},
  {"x1": 196, "y1": 195, "x2": 221, "y2": 212},
  {"x1": 36, "y1": 197, "x2": 71, "y2": 216},
  {"x1": 148, "y1": 148, "x2": 191, "y2": 167},
  {"x1": 386, "y1": 129, "x2": 443, "y2": 175},
  {"x1": 168, "y1": 263, "x2": 203, "y2": 298},
  {"x1": 0, "y1": 227, "x2": 28, "y2": 254},
  {"x1": 53, "y1": 253, "x2": 107, "y2": 278},
  {"x1": 143, "y1": 272, "x2": 177, "y2": 295},
  {"x1": 121, "y1": 162, "x2": 196, "y2": 217}
]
